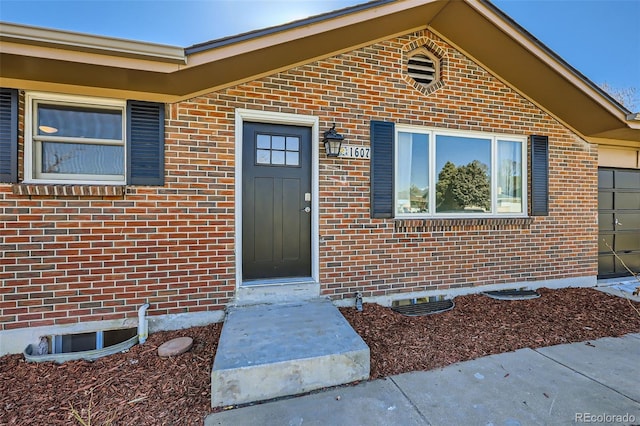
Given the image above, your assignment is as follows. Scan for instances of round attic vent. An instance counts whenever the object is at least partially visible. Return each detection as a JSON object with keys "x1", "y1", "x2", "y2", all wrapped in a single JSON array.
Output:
[{"x1": 407, "y1": 53, "x2": 437, "y2": 86}]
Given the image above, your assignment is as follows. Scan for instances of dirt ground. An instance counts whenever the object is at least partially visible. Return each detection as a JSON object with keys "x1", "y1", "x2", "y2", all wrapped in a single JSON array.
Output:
[{"x1": 1, "y1": 287, "x2": 639, "y2": 425}]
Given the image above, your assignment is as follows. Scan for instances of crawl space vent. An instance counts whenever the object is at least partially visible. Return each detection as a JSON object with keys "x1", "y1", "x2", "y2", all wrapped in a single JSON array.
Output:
[
  {"x1": 392, "y1": 296, "x2": 454, "y2": 316},
  {"x1": 484, "y1": 289, "x2": 540, "y2": 300}
]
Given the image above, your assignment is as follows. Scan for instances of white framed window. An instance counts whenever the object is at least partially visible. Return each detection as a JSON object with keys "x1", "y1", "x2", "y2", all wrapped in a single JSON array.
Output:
[
  {"x1": 25, "y1": 92, "x2": 126, "y2": 184},
  {"x1": 395, "y1": 126, "x2": 527, "y2": 217}
]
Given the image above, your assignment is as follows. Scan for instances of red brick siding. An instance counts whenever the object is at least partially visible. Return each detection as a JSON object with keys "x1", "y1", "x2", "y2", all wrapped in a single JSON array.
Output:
[{"x1": 0, "y1": 30, "x2": 598, "y2": 330}]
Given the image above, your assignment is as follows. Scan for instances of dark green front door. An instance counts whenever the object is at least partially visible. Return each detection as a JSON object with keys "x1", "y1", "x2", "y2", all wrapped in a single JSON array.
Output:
[
  {"x1": 598, "y1": 168, "x2": 640, "y2": 277},
  {"x1": 242, "y1": 122, "x2": 312, "y2": 280}
]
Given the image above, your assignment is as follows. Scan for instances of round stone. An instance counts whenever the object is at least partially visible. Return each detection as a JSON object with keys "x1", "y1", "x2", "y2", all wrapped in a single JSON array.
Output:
[{"x1": 157, "y1": 336, "x2": 193, "y2": 357}]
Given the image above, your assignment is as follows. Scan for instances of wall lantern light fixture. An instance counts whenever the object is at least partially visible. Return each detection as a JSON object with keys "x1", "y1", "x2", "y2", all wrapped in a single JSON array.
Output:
[{"x1": 323, "y1": 123, "x2": 344, "y2": 157}]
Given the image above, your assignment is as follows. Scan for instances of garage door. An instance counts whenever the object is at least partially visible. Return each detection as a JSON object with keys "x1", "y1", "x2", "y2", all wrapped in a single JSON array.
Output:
[{"x1": 598, "y1": 168, "x2": 640, "y2": 277}]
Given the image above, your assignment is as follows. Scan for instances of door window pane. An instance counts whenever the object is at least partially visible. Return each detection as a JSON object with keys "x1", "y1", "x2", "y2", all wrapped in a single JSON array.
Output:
[
  {"x1": 435, "y1": 135, "x2": 491, "y2": 213},
  {"x1": 272, "y1": 136, "x2": 286, "y2": 150},
  {"x1": 257, "y1": 149, "x2": 271, "y2": 164},
  {"x1": 257, "y1": 134, "x2": 271, "y2": 149},
  {"x1": 396, "y1": 132, "x2": 429, "y2": 214},
  {"x1": 255, "y1": 133, "x2": 301, "y2": 167},
  {"x1": 286, "y1": 151, "x2": 299, "y2": 166},
  {"x1": 286, "y1": 137, "x2": 299, "y2": 151},
  {"x1": 271, "y1": 150, "x2": 285, "y2": 165}
]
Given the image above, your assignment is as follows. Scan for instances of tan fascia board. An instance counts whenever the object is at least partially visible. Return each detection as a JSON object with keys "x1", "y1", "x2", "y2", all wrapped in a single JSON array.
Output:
[
  {"x1": 589, "y1": 127, "x2": 640, "y2": 143},
  {"x1": 429, "y1": 25, "x2": 639, "y2": 144},
  {"x1": 0, "y1": 22, "x2": 186, "y2": 66},
  {"x1": 464, "y1": 0, "x2": 632, "y2": 126},
  {"x1": 179, "y1": 26, "x2": 427, "y2": 101},
  {"x1": 429, "y1": 26, "x2": 591, "y2": 136},
  {"x1": 0, "y1": 40, "x2": 182, "y2": 73},
  {"x1": 0, "y1": 18, "x2": 429, "y2": 103},
  {"x1": 0, "y1": 77, "x2": 181, "y2": 103},
  {"x1": 429, "y1": 0, "x2": 639, "y2": 143},
  {"x1": 0, "y1": 0, "x2": 440, "y2": 98},
  {"x1": 184, "y1": 0, "x2": 442, "y2": 67},
  {"x1": 586, "y1": 135, "x2": 640, "y2": 149}
]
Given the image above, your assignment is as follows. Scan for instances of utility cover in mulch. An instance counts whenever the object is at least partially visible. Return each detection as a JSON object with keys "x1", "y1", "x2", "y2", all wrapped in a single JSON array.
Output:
[
  {"x1": 484, "y1": 288, "x2": 541, "y2": 300},
  {"x1": 1, "y1": 287, "x2": 639, "y2": 425},
  {"x1": 391, "y1": 299, "x2": 454, "y2": 316}
]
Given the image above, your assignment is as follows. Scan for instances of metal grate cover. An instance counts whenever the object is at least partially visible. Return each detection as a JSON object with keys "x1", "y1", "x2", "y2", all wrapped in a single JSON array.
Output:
[
  {"x1": 407, "y1": 54, "x2": 436, "y2": 85},
  {"x1": 392, "y1": 299, "x2": 454, "y2": 316},
  {"x1": 484, "y1": 289, "x2": 540, "y2": 301}
]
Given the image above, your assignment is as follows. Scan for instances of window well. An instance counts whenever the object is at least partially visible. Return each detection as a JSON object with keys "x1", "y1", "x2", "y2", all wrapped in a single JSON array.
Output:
[
  {"x1": 48, "y1": 328, "x2": 137, "y2": 354},
  {"x1": 24, "y1": 328, "x2": 138, "y2": 363},
  {"x1": 392, "y1": 296, "x2": 454, "y2": 316}
]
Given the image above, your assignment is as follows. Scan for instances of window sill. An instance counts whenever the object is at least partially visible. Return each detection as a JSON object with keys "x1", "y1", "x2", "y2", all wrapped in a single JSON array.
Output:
[
  {"x1": 12, "y1": 184, "x2": 125, "y2": 198},
  {"x1": 394, "y1": 217, "x2": 533, "y2": 232}
]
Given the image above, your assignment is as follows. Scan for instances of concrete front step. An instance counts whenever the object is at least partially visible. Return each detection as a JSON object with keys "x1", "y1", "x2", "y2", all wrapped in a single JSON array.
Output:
[{"x1": 211, "y1": 298, "x2": 370, "y2": 407}]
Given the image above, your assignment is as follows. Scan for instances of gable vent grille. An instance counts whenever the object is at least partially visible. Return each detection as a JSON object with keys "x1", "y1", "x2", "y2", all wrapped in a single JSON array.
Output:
[{"x1": 408, "y1": 54, "x2": 436, "y2": 86}]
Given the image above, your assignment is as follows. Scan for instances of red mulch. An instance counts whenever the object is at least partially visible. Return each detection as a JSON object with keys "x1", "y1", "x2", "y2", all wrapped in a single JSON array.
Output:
[
  {"x1": 0, "y1": 324, "x2": 222, "y2": 425},
  {"x1": 1, "y1": 288, "x2": 639, "y2": 425},
  {"x1": 341, "y1": 287, "x2": 640, "y2": 379}
]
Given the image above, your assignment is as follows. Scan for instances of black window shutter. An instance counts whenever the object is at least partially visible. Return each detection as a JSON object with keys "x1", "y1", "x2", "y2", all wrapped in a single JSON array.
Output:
[
  {"x1": 0, "y1": 88, "x2": 18, "y2": 183},
  {"x1": 127, "y1": 100, "x2": 165, "y2": 186},
  {"x1": 530, "y1": 135, "x2": 549, "y2": 216},
  {"x1": 370, "y1": 120, "x2": 395, "y2": 218}
]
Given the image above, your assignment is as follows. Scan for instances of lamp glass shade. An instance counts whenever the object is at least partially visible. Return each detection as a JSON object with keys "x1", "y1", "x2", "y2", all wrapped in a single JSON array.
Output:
[{"x1": 324, "y1": 139, "x2": 342, "y2": 157}]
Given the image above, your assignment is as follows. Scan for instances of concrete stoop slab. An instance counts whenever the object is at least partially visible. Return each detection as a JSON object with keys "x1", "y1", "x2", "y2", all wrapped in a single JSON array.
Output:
[{"x1": 210, "y1": 298, "x2": 370, "y2": 407}]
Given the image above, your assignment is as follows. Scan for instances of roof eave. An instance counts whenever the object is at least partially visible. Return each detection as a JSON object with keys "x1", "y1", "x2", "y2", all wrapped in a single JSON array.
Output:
[
  {"x1": 0, "y1": 0, "x2": 448, "y2": 99},
  {"x1": 185, "y1": 0, "x2": 396, "y2": 54},
  {"x1": 0, "y1": 0, "x2": 637, "y2": 145},
  {"x1": 0, "y1": 21, "x2": 186, "y2": 64},
  {"x1": 429, "y1": 0, "x2": 637, "y2": 142}
]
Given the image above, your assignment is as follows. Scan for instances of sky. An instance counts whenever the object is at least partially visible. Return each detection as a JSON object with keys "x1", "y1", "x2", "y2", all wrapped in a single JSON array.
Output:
[{"x1": 1, "y1": 0, "x2": 638, "y2": 109}]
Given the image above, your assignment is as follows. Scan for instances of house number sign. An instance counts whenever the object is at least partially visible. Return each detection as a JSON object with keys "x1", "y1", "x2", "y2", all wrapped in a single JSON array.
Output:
[{"x1": 339, "y1": 144, "x2": 370, "y2": 160}]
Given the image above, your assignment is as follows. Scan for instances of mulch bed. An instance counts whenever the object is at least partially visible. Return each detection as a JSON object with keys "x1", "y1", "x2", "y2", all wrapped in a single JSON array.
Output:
[
  {"x1": 0, "y1": 324, "x2": 222, "y2": 425},
  {"x1": 340, "y1": 287, "x2": 640, "y2": 379},
  {"x1": 1, "y1": 287, "x2": 639, "y2": 425}
]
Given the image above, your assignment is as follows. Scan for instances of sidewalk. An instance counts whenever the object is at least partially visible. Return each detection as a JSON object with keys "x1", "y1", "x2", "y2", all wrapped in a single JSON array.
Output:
[{"x1": 205, "y1": 334, "x2": 640, "y2": 425}]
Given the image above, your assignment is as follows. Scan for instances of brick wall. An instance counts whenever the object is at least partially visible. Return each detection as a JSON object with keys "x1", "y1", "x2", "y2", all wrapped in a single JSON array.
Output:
[{"x1": 0, "y1": 29, "x2": 598, "y2": 330}]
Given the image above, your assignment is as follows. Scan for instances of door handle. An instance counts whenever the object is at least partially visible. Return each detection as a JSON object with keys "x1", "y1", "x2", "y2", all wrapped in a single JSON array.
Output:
[
  {"x1": 614, "y1": 218, "x2": 622, "y2": 226},
  {"x1": 301, "y1": 207, "x2": 311, "y2": 213}
]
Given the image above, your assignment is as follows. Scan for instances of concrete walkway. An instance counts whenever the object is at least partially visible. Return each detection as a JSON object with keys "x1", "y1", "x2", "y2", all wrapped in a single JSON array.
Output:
[{"x1": 205, "y1": 333, "x2": 640, "y2": 425}]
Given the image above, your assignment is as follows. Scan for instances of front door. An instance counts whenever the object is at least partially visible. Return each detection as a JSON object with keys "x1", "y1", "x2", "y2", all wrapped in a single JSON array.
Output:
[
  {"x1": 598, "y1": 168, "x2": 640, "y2": 277},
  {"x1": 242, "y1": 122, "x2": 312, "y2": 281}
]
